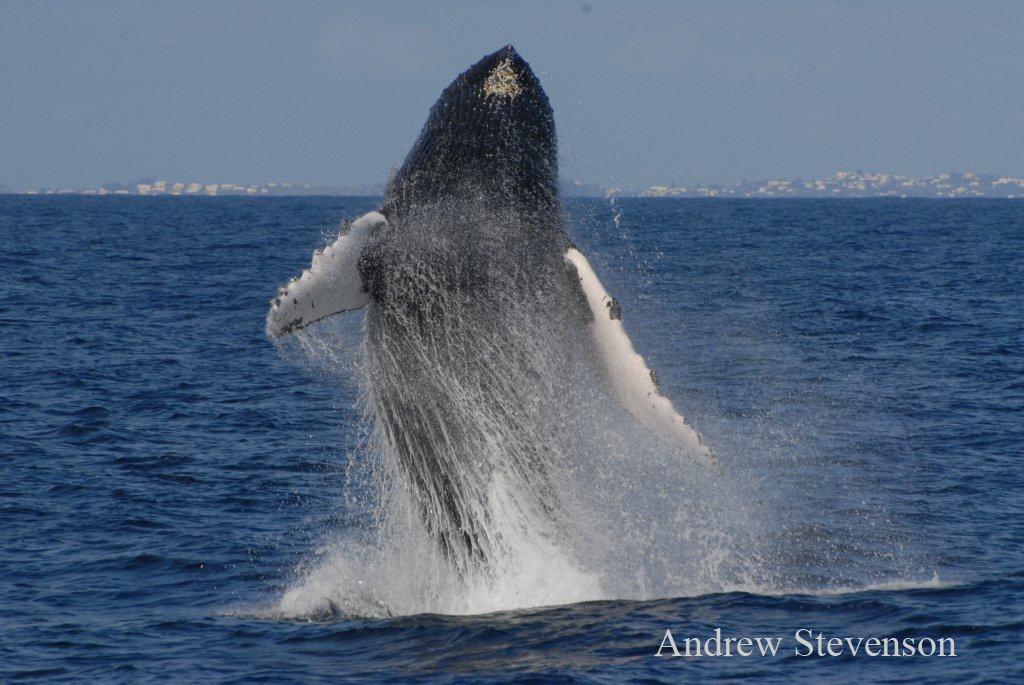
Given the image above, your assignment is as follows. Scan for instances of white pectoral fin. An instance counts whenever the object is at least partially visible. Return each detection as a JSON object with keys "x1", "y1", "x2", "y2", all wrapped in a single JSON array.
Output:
[
  {"x1": 266, "y1": 211, "x2": 386, "y2": 339},
  {"x1": 564, "y1": 247, "x2": 718, "y2": 470}
]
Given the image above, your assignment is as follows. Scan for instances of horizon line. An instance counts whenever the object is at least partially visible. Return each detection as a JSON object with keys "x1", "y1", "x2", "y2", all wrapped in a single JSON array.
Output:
[{"x1": 6, "y1": 170, "x2": 1024, "y2": 199}]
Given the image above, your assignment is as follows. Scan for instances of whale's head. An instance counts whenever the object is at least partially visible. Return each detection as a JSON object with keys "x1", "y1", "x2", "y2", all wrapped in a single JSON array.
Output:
[{"x1": 382, "y1": 46, "x2": 559, "y2": 221}]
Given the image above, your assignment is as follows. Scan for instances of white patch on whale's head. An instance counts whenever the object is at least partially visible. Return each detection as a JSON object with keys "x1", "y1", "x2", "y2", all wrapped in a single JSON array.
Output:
[{"x1": 483, "y1": 58, "x2": 521, "y2": 99}]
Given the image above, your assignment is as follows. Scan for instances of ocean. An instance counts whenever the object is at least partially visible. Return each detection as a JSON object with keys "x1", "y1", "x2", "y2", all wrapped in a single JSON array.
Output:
[{"x1": 1, "y1": 196, "x2": 1021, "y2": 682}]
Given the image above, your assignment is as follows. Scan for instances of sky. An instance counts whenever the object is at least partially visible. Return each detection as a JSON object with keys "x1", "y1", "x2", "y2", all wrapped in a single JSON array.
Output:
[{"x1": 2, "y1": 1, "x2": 1022, "y2": 191}]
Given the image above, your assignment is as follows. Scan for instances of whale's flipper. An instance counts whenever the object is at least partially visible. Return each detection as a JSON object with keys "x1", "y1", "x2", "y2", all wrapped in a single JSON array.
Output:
[
  {"x1": 266, "y1": 211, "x2": 386, "y2": 338},
  {"x1": 565, "y1": 247, "x2": 718, "y2": 470}
]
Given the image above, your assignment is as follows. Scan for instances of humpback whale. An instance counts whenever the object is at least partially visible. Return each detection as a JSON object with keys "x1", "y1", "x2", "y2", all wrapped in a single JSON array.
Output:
[{"x1": 267, "y1": 46, "x2": 715, "y2": 573}]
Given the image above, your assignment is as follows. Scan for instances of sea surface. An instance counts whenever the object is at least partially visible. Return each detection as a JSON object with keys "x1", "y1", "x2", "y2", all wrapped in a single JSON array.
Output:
[{"x1": 1, "y1": 197, "x2": 1021, "y2": 682}]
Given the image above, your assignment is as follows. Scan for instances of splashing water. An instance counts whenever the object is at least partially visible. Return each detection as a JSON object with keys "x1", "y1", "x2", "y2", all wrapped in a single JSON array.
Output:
[
  {"x1": 268, "y1": 201, "x2": 772, "y2": 619},
  {"x1": 278, "y1": 325, "x2": 771, "y2": 619},
  {"x1": 271, "y1": 199, "x2": 924, "y2": 620}
]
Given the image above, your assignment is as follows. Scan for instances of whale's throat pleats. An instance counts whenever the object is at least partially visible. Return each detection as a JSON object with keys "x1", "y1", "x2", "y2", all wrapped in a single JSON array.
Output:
[{"x1": 359, "y1": 205, "x2": 580, "y2": 573}]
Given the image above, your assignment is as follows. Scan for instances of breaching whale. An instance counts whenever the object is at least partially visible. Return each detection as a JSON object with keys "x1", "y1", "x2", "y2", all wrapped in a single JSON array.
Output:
[{"x1": 267, "y1": 46, "x2": 715, "y2": 573}]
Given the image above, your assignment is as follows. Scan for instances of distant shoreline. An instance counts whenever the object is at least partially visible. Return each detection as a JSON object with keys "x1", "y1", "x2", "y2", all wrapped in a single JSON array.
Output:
[
  {"x1": 3, "y1": 193, "x2": 1021, "y2": 200},
  {"x1": 7, "y1": 171, "x2": 1024, "y2": 199}
]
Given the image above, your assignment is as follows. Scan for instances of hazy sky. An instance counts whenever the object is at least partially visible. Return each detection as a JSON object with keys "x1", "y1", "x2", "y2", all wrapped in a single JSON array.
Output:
[{"x1": 2, "y1": 1, "x2": 1022, "y2": 190}]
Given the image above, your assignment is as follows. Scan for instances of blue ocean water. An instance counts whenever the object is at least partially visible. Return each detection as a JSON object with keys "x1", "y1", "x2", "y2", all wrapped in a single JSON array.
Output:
[{"x1": 1, "y1": 196, "x2": 1021, "y2": 682}]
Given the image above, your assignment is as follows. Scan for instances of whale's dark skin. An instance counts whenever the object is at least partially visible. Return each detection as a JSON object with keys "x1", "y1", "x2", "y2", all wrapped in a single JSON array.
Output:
[
  {"x1": 356, "y1": 46, "x2": 585, "y2": 571},
  {"x1": 380, "y1": 45, "x2": 560, "y2": 224}
]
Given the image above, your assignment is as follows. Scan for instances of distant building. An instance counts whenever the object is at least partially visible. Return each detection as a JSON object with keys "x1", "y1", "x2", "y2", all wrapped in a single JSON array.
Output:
[{"x1": 19, "y1": 171, "x2": 1024, "y2": 199}]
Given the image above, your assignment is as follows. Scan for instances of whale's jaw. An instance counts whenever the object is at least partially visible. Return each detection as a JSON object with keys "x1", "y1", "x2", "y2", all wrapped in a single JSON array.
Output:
[{"x1": 382, "y1": 45, "x2": 559, "y2": 221}]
